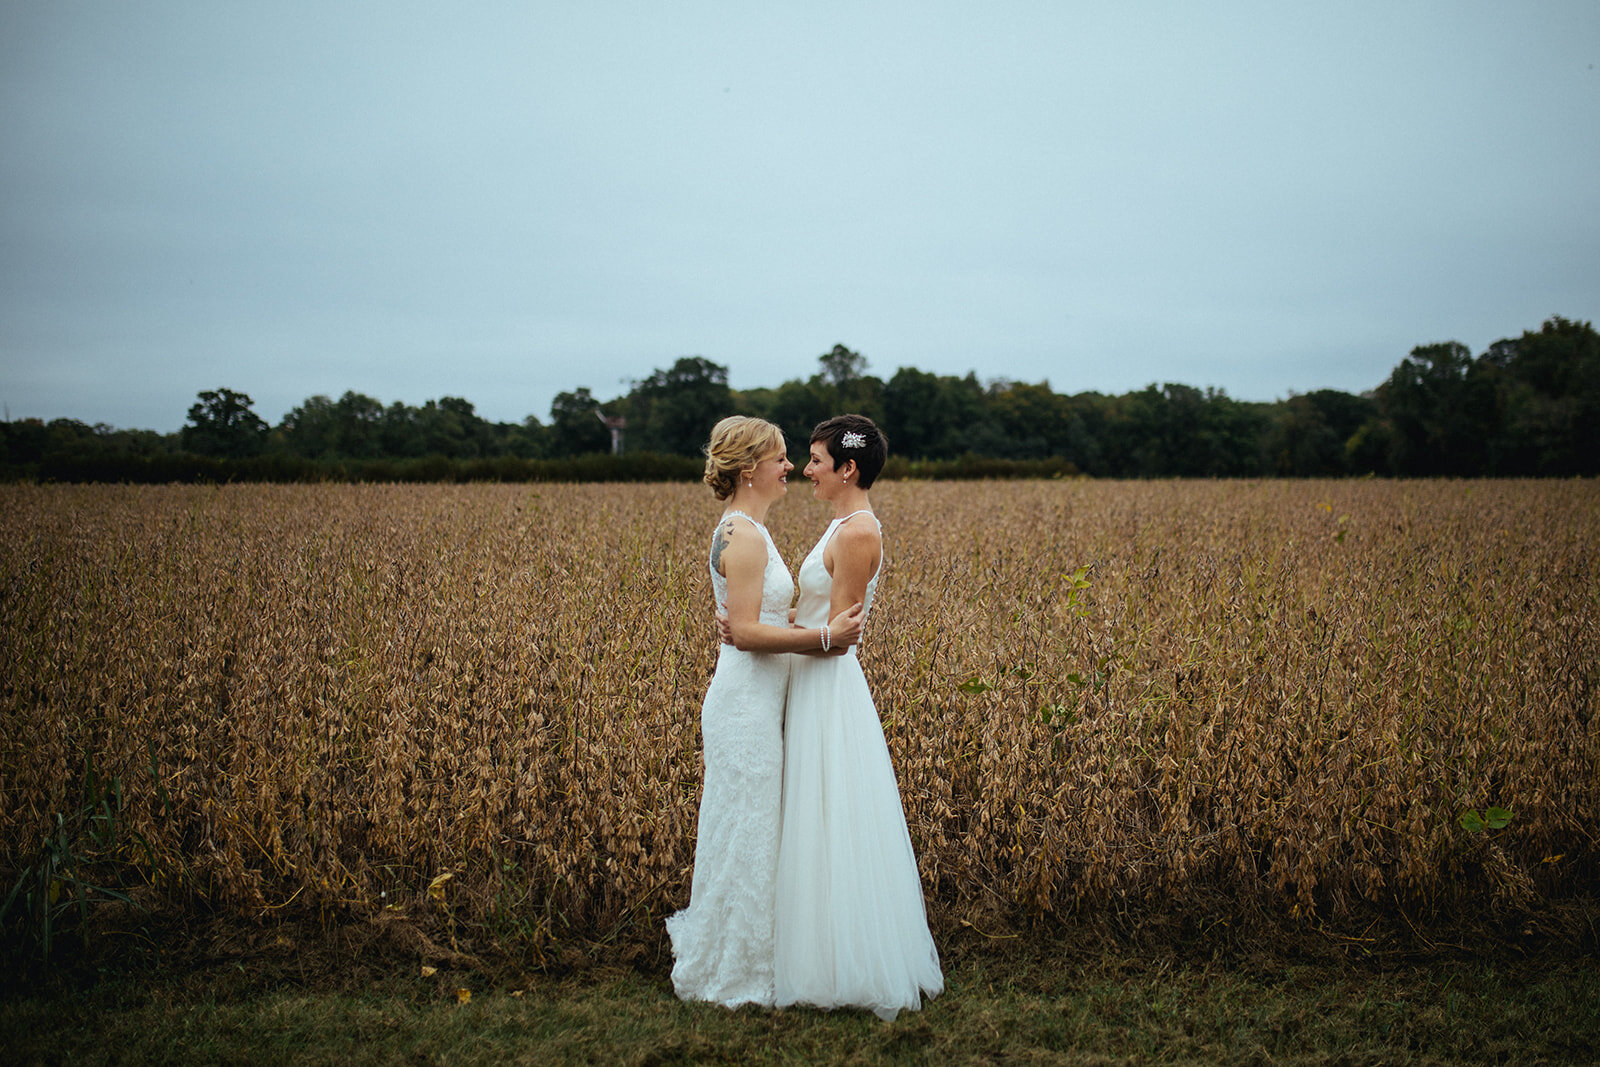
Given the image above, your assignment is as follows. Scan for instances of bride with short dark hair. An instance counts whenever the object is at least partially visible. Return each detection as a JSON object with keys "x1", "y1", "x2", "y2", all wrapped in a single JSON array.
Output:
[{"x1": 775, "y1": 414, "x2": 943, "y2": 1020}]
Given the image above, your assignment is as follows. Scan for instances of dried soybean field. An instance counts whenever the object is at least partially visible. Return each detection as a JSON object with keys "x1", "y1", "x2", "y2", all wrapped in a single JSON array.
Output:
[{"x1": 2, "y1": 479, "x2": 1596, "y2": 957}]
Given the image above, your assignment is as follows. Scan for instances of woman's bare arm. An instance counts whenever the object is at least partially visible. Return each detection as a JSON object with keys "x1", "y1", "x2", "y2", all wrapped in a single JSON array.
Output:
[
  {"x1": 825, "y1": 516, "x2": 880, "y2": 621},
  {"x1": 783, "y1": 515, "x2": 878, "y2": 657},
  {"x1": 718, "y1": 517, "x2": 862, "y2": 654}
]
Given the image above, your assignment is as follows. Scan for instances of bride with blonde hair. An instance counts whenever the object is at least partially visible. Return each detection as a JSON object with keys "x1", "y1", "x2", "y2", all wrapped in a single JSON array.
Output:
[{"x1": 666, "y1": 415, "x2": 864, "y2": 1007}]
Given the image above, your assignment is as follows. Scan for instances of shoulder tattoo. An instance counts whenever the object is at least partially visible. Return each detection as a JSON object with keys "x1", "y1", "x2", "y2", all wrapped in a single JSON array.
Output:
[{"x1": 711, "y1": 520, "x2": 736, "y2": 575}]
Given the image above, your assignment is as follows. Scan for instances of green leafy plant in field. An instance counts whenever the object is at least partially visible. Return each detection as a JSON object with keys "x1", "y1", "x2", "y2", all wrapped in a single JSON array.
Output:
[
  {"x1": 1064, "y1": 653, "x2": 1122, "y2": 696},
  {"x1": 483, "y1": 847, "x2": 556, "y2": 968},
  {"x1": 1458, "y1": 806, "x2": 1513, "y2": 833},
  {"x1": 1037, "y1": 703, "x2": 1075, "y2": 728},
  {"x1": 1061, "y1": 565, "x2": 1093, "y2": 618},
  {"x1": 1318, "y1": 500, "x2": 1352, "y2": 543},
  {"x1": 1, "y1": 757, "x2": 146, "y2": 964}
]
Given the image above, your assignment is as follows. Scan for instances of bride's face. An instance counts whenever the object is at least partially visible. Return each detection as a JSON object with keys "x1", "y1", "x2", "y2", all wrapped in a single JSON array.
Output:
[
  {"x1": 804, "y1": 441, "x2": 847, "y2": 500},
  {"x1": 747, "y1": 447, "x2": 792, "y2": 500}
]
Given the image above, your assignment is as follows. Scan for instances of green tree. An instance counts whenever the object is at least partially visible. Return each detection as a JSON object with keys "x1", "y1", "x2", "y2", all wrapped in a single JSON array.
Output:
[
  {"x1": 770, "y1": 346, "x2": 886, "y2": 445},
  {"x1": 987, "y1": 380, "x2": 1071, "y2": 459},
  {"x1": 549, "y1": 388, "x2": 613, "y2": 457},
  {"x1": 1265, "y1": 395, "x2": 1332, "y2": 475},
  {"x1": 504, "y1": 414, "x2": 549, "y2": 459},
  {"x1": 1264, "y1": 390, "x2": 1374, "y2": 476},
  {"x1": 818, "y1": 343, "x2": 868, "y2": 387},
  {"x1": 1102, "y1": 385, "x2": 1172, "y2": 476},
  {"x1": 0, "y1": 418, "x2": 49, "y2": 464},
  {"x1": 1486, "y1": 316, "x2": 1600, "y2": 475},
  {"x1": 1197, "y1": 390, "x2": 1272, "y2": 476},
  {"x1": 331, "y1": 391, "x2": 387, "y2": 459},
  {"x1": 1372, "y1": 341, "x2": 1485, "y2": 475},
  {"x1": 379, "y1": 400, "x2": 424, "y2": 458},
  {"x1": 1062, "y1": 395, "x2": 1109, "y2": 475},
  {"x1": 767, "y1": 379, "x2": 831, "y2": 447},
  {"x1": 280, "y1": 395, "x2": 338, "y2": 457},
  {"x1": 1099, "y1": 384, "x2": 1267, "y2": 477},
  {"x1": 181, "y1": 388, "x2": 268, "y2": 458},
  {"x1": 882, "y1": 368, "x2": 995, "y2": 458},
  {"x1": 626, "y1": 357, "x2": 733, "y2": 455},
  {"x1": 414, "y1": 396, "x2": 490, "y2": 458}
]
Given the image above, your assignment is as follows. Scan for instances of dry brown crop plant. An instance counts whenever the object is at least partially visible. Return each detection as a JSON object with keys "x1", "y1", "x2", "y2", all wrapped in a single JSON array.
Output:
[{"x1": 2, "y1": 480, "x2": 1596, "y2": 956}]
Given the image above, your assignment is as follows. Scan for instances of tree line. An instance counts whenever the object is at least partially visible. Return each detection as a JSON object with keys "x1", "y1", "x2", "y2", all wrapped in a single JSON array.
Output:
[{"x1": 3, "y1": 316, "x2": 1595, "y2": 481}]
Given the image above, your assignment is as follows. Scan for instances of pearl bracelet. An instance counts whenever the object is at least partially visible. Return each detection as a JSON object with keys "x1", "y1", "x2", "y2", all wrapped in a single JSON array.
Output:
[{"x1": 820, "y1": 624, "x2": 831, "y2": 652}]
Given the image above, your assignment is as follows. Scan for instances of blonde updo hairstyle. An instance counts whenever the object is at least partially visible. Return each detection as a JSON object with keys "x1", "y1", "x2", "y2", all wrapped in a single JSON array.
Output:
[{"x1": 703, "y1": 415, "x2": 786, "y2": 501}]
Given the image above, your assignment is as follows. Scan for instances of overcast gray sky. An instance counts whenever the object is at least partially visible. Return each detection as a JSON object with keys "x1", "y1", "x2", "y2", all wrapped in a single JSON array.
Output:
[{"x1": 3, "y1": 1, "x2": 1597, "y2": 432}]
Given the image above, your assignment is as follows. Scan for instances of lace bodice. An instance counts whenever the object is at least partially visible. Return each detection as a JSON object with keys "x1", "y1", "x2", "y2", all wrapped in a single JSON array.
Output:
[
  {"x1": 668, "y1": 509, "x2": 793, "y2": 1007},
  {"x1": 709, "y1": 512, "x2": 794, "y2": 625},
  {"x1": 793, "y1": 510, "x2": 881, "y2": 630}
]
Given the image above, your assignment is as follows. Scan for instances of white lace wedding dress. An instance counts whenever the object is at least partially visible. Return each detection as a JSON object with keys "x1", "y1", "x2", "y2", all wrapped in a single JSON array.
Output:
[
  {"x1": 774, "y1": 511, "x2": 943, "y2": 1020},
  {"x1": 665, "y1": 512, "x2": 793, "y2": 1007}
]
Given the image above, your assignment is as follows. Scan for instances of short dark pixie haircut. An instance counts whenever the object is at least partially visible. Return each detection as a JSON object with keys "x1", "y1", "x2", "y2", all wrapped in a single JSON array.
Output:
[{"x1": 810, "y1": 413, "x2": 888, "y2": 489}]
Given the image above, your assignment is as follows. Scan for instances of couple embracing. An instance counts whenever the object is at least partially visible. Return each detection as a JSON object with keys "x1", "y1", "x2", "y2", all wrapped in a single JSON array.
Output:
[{"x1": 665, "y1": 413, "x2": 943, "y2": 1021}]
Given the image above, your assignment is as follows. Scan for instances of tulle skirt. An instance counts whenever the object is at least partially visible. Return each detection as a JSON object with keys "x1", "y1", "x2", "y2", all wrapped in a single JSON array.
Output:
[{"x1": 774, "y1": 651, "x2": 943, "y2": 1020}]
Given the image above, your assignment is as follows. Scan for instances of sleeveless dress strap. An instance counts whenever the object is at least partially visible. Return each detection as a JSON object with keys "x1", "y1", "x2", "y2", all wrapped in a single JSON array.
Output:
[
  {"x1": 719, "y1": 511, "x2": 774, "y2": 559},
  {"x1": 721, "y1": 510, "x2": 765, "y2": 533}
]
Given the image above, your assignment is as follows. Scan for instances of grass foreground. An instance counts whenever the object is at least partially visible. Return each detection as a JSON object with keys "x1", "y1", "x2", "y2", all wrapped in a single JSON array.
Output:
[{"x1": 3, "y1": 910, "x2": 1597, "y2": 1065}]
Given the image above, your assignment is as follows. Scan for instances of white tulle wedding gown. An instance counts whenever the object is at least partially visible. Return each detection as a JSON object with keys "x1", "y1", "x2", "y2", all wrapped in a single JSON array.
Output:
[
  {"x1": 774, "y1": 510, "x2": 943, "y2": 1020},
  {"x1": 665, "y1": 512, "x2": 793, "y2": 1007}
]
